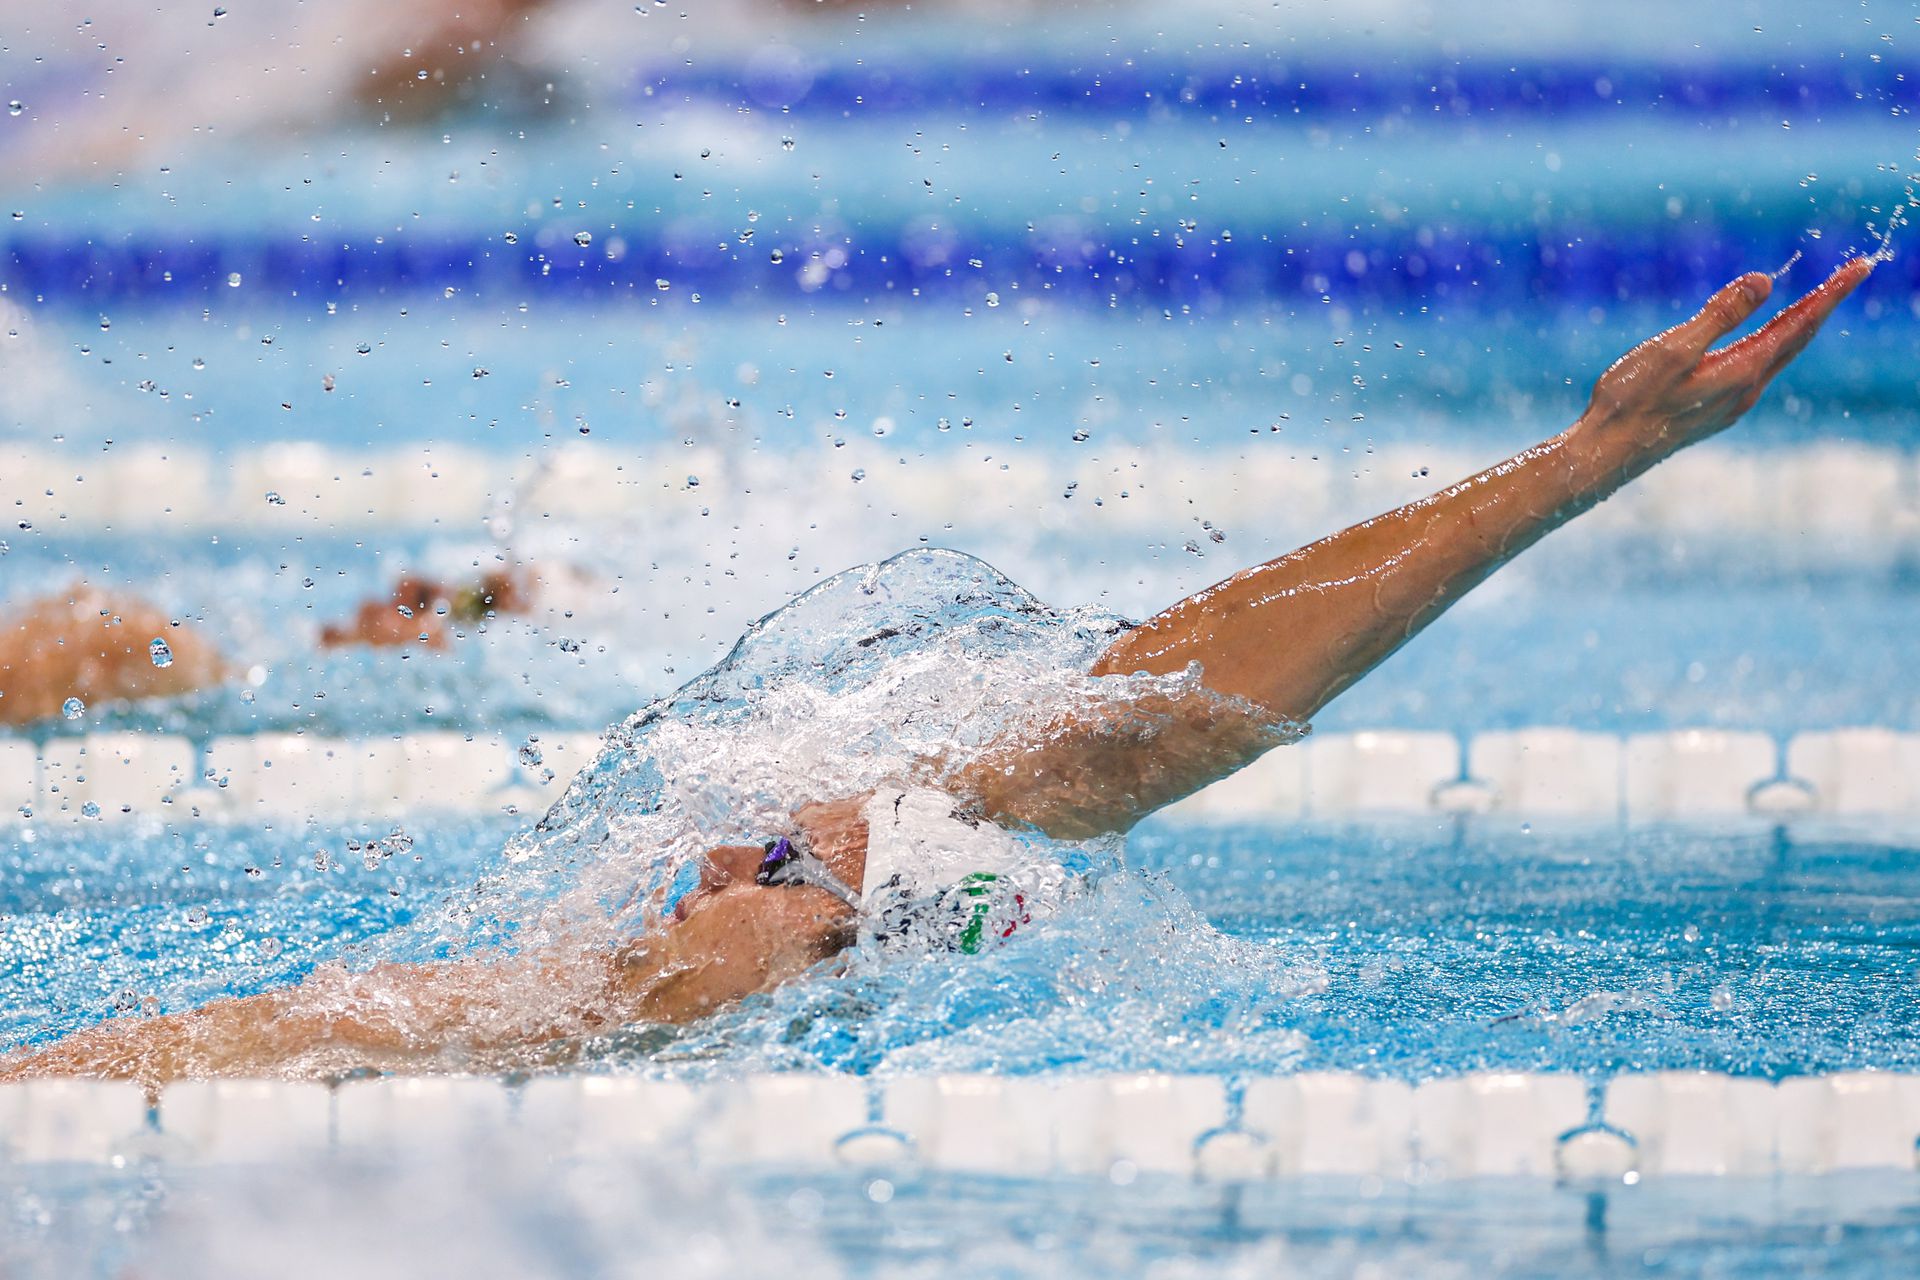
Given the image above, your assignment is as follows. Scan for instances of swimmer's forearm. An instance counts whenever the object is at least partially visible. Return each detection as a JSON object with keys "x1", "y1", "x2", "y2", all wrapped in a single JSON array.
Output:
[
  {"x1": 1092, "y1": 422, "x2": 1625, "y2": 724},
  {"x1": 0, "y1": 991, "x2": 316, "y2": 1084},
  {"x1": 954, "y1": 434, "x2": 1618, "y2": 836},
  {"x1": 0, "y1": 958, "x2": 606, "y2": 1085}
]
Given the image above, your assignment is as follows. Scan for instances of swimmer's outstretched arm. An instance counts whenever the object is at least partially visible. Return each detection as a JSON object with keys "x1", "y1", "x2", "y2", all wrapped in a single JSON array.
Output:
[
  {"x1": 0, "y1": 860, "x2": 855, "y2": 1085},
  {"x1": 0, "y1": 955, "x2": 609, "y2": 1086},
  {"x1": 960, "y1": 259, "x2": 1875, "y2": 837}
]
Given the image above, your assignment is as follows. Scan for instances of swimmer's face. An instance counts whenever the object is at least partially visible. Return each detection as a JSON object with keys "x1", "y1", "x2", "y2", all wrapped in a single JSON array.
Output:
[
  {"x1": 672, "y1": 843, "x2": 767, "y2": 921},
  {"x1": 621, "y1": 807, "x2": 870, "y2": 1024},
  {"x1": 623, "y1": 843, "x2": 855, "y2": 1025}
]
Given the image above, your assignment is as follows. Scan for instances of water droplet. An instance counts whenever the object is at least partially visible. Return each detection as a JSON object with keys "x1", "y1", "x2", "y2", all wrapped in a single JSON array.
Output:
[
  {"x1": 313, "y1": 849, "x2": 332, "y2": 872},
  {"x1": 1710, "y1": 985, "x2": 1735, "y2": 1012},
  {"x1": 574, "y1": 230, "x2": 593, "y2": 247},
  {"x1": 226, "y1": 272, "x2": 242, "y2": 288},
  {"x1": 355, "y1": 342, "x2": 372, "y2": 356},
  {"x1": 6, "y1": 101, "x2": 22, "y2": 117},
  {"x1": 264, "y1": 491, "x2": 285, "y2": 505},
  {"x1": 257, "y1": 936, "x2": 284, "y2": 960},
  {"x1": 1071, "y1": 428, "x2": 1090, "y2": 443},
  {"x1": 149, "y1": 637, "x2": 174, "y2": 668},
  {"x1": 192, "y1": 357, "x2": 206, "y2": 370},
  {"x1": 769, "y1": 249, "x2": 785, "y2": 264},
  {"x1": 212, "y1": 5, "x2": 227, "y2": 17},
  {"x1": 503, "y1": 231, "x2": 518, "y2": 244},
  {"x1": 850, "y1": 468, "x2": 866, "y2": 482},
  {"x1": 61, "y1": 696, "x2": 85, "y2": 720},
  {"x1": 985, "y1": 292, "x2": 1000, "y2": 308},
  {"x1": 185, "y1": 905, "x2": 210, "y2": 926},
  {"x1": 655, "y1": 278, "x2": 671, "y2": 291},
  {"x1": 80, "y1": 801, "x2": 100, "y2": 818},
  {"x1": 517, "y1": 740, "x2": 543, "y2": 768}
]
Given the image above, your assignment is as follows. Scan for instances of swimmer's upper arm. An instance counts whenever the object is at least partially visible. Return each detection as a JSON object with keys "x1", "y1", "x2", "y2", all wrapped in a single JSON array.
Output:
[{"x1": 943, "y1": 682, "x2": 1292, "y2": 840}]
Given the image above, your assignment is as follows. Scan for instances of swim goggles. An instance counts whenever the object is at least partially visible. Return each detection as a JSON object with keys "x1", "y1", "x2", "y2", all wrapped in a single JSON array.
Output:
[{"x1": 754, "y1": 834, "x2": 861, "y2": 910}]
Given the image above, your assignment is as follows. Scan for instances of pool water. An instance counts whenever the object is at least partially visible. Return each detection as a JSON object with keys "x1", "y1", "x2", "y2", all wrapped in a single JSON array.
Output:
[
  {"x1": 7, "y1": 813, "x2": 1919, "y2": 1085},
  {"x1": 6, "y1": 1, "x2": 1920, "y2": 1275}
]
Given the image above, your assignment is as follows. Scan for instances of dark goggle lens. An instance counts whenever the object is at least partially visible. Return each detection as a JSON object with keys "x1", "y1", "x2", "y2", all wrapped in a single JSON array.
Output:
[{"x1": 755, "y1": 836, "x2": 798, "y2": 886}]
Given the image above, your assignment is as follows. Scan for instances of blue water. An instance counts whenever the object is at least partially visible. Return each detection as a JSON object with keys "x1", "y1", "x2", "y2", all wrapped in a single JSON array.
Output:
[
  {"x1": 8, "y1": 812, "x2": 1919, "y2": 1084},
  {"x1": 4, "y1": 534, "x2": 1915, "y2": 740},
  {"x1": 5, "y1": 2, "x2": 1920, "y2": 1275},
  {"x1": 10, "y1": 293, "x2": 1912, "y2": 456}
]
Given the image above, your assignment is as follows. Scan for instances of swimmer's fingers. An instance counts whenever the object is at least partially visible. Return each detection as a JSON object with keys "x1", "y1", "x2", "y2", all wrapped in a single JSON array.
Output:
[
  {"x1": 1704, "y1": 257, "x2": 1875, "y2": 382},
  {"x1": 1671, "y1": 272, "x2": 1774, "y2": 359}
]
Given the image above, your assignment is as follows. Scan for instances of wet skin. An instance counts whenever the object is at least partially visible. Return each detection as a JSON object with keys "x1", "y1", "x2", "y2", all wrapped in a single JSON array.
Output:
[{"x1": 0, "y1": 259, "x2": 1875, "y2": 1084}]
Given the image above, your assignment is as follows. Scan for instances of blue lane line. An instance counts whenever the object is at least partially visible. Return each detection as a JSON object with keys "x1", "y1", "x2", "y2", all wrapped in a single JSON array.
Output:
[
  {"x1": 634, "y1": 56, "x2": 1920, "y2": 117},
  {"x1": 3, "y1": 224, "x2": 1905, "y2": 308}
]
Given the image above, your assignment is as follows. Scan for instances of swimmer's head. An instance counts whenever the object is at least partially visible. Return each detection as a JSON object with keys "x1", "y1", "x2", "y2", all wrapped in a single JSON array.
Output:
[
  {"x1": 627, "y1": 843, "x2": 856, "y2": 1023},
  {"x1": 671, "y1": 843, "x2": 767, "y2": 921}
]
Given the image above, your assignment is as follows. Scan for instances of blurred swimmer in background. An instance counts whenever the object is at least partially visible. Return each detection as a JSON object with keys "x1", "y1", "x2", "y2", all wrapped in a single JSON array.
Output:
[
  {"x1": 0, "y1": 257, "x2": 1876, "y2": 1082},
  {"x1": 0, "y1": 569, "x2": 535, "y2": 727},
  {"x1": 0, "y1": 0, "x2": 904, "y2": 178}
]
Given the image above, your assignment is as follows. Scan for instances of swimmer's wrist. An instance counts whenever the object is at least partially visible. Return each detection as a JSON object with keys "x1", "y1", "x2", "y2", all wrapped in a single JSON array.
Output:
[{"x1": 1567, "y1": 407, "x2": 1685, "y2": 472}]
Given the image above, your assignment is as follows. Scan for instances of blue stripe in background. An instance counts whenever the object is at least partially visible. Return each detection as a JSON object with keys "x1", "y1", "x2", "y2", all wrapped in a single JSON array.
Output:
[
  {"x1": 642, "y1": 56, "x2": 1920, "y2": 118},
  {"x1": 1, "y1": 224, "x2": 1905, "y2": 309}
]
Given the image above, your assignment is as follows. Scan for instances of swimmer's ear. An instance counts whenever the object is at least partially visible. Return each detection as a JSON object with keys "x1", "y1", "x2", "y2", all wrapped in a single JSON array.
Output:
[{"x1": 1673, "y1": 272, "x2": 1773, "y2": 357}]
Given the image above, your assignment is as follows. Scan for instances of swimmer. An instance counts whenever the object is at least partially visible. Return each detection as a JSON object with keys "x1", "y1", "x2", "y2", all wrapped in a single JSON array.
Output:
[
  {"x1": 318, "y1": 569, "x2": 531, "y2": 650},
  {"x1": 0, "y1": 258, "x2": 1874, "y2": 1083},
  {"x1": 0, "y1": 570, "x2": 532, "y2": 725},
  {"x1": 0, "y1": 589, "x2": 224, "y2": 728}
]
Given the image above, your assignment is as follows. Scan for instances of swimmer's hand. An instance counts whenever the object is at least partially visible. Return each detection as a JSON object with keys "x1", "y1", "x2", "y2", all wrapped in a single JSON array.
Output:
[{"x1": 1581, "y1": 257, "x2": 1873, "y2": 455}]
